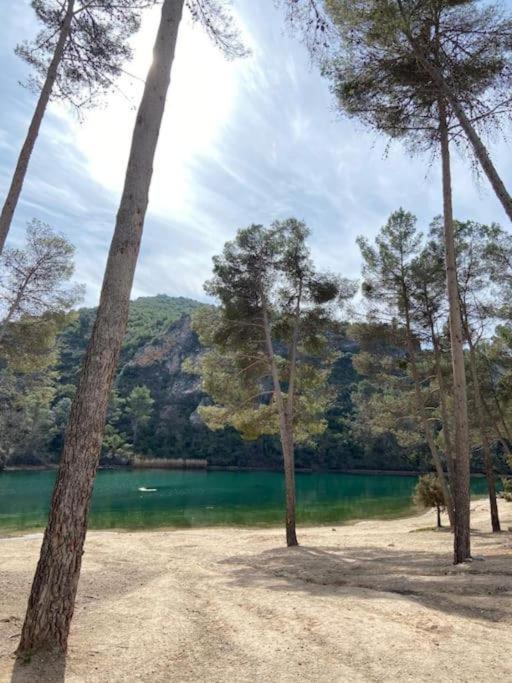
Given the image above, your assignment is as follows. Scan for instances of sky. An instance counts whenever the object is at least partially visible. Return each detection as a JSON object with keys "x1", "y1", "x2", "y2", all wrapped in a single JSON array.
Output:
[{"x1": 1, "y1": 0, "x2": 511, "y2": 307}]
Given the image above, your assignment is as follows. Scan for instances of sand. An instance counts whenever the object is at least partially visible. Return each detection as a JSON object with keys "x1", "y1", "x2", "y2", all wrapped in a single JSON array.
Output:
[{"x1": 1, "y1": 499, "x2": 511, "y2": 682}]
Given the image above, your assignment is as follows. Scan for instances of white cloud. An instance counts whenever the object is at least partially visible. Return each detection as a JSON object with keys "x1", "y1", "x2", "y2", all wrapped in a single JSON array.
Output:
[
  {"x1": 62, "y1": 7, "x2": 243, "y2": 221},
  {"x1": 1, "y1": 0, "x2": 511, "y2": 307}
]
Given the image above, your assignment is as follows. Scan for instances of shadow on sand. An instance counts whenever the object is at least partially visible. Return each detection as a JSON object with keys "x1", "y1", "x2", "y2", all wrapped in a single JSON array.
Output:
[
  {"x1": 221, "y1": 539, "x2": 512, "y2": 623},
  {"x1": 10, "y1": 650, "x2": 66, "y2": 683}
]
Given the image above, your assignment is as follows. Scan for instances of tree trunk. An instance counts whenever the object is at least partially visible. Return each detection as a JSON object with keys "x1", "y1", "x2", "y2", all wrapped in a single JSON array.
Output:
[
  {"x1": 398, "y1": 9, "x2": 512, "y2": 222},
  {"x1": 17, "y1": 0, "x2": 184, "y2": 655},
  {"x1": 262, "y1": 303, "x2": 298, "y2": 547},
  {"x1": 282, "y1": 427, "x2": 298, "y2": 547},
  {"x1": 438, "y1": 97, "x2": 471, "y2": 564},
  {"x1": 481, "y1": 435, "x2": 501, "y2": 533},
  {"x1": 450, "y1": 100, "x2": 512, "y2": 222},
  {"x1": 466, "y1": 343, "x2": 501, "y2": 532},
  {"x1": 0, "y1": 0, "x2": 75, "y2": 254},
  {"x1": 401, "y1": 285, "x2": 455, "y2": 526},
  {"x1": 408, "y1": 345, "x2": 454, "y2": 527},
  {"x1": 436, "y1": 504, "x2": 442, "y2": 529},
  {"x1": 431, "y1": 332, "x2": 456, "y2": 499}
]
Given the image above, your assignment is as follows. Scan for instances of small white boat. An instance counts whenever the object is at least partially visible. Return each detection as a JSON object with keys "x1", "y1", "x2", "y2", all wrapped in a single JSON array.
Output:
[{"x1": 138, "y1": 487, "x2": 157, "y2": 492}]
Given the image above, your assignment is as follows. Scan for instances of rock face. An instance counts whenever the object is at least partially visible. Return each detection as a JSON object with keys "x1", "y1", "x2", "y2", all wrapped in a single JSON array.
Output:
[
  {"x1": 118, "y1": 315, "x2": 204, "y2": 424},
  {"x1": 114, "y1": 312, "x2": 261, "y2": 465},
  {"x1": 53, "y1": 296, "x2": 430, "y2": 470}
]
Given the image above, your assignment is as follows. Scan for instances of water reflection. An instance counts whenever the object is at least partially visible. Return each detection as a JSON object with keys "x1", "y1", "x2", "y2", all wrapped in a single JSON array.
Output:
[{"x1": 0, "y1": 469, "x2": 490, "y2": 532}]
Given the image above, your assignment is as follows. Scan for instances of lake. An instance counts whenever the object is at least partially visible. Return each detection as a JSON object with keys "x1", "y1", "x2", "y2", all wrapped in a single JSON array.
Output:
[{"x1": 0, "y1": 469, "x2": 490, "y2": 533}]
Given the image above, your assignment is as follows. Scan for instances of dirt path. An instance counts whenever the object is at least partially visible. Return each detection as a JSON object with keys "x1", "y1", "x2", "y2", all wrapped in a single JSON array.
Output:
[{"x1": 1, "y1": 500, "x2": 511, "y2": 682}]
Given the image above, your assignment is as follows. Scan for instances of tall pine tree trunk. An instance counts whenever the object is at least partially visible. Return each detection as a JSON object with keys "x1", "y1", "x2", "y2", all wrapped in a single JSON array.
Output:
[
  {"x1": 401, "y1": 282, "x2": 454, "y2": 526},
  {"x1": 429, "y1": 323, "x2": 456, "y2": 495},
  {"x1": 282, "y1": 426, "x2": 298, "y2": 547},
  {"x1": 438, "y1": 97, "x2": 471, "y2": 564},
  {"x1": 262, "y1": 303, "x2": 298, "y2": 547},
  {"x1": 466, "y1": 342, "x2": 501, "y2": 532},
  {"x1": 400, "y1": 13, "x2": 512, "y2": 222},
  {"x1": 17, "y1": 0, "x2": 184, "y2": 655},
  {"x1": 480, "y1": 432, "x2": 501, "y2": 533},
  {"x1": 0, "y1": 0, "x2": 75, "y2": 254},
  {"x1": 406, "y1": 331, "x2": 455, "y2": 527},
  {"x1": 447, "y1": 96, "x2": 512, "y2": 223}
]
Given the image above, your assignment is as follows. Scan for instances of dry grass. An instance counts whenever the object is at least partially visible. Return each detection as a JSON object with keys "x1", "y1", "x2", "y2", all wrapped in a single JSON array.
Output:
[{"x1": 1, "y1": 499, "x2": 511, "y2": 682}]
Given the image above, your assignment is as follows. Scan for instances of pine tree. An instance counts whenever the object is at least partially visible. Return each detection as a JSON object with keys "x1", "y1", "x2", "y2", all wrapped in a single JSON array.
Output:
[
  {"x1": 0, "y1": 219, "x2": 83, "y2": 341},
  {"x1": 0, "y1": 0, "x2": 160, "y2": 254},
  {"x1": 414, "y1": 473, "x2": 446, "y2": 528},
  {"x1": 323, "y1": 0, "x2": 479, "y2": 563},
  {"x1": 193, "y1": 219, "x2": 355, "y2": 546},
  {"x1": 125, "y1": 385, "x2": 154, "y2": 446},
  {"x1": 356, "y1": 210, "x2": 454, "y2": 524},
  {"x1": 17, "y1": 0, "x2": 245, "y2": 656}
]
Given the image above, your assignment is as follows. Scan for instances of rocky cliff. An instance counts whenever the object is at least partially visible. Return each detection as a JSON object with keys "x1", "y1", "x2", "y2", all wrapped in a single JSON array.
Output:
[{"x1": 54, "y1": 295, "x2": 428, "y2": 470}]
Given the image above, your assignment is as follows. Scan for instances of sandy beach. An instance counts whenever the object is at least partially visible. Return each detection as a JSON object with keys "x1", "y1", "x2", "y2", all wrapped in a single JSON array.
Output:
[{"x1": 1, "y1": 499, "x2": 511, "y2": 682}]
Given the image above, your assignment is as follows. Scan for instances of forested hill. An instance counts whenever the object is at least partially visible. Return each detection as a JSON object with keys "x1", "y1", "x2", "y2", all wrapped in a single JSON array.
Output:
[
  {"x1": 57, "y1": 295, "x2": 204, "y2": 387},
  {"x1": 37, "y1": 293, "x2": 425, "y2": 472},
  {"x1": 4, "y1": 294, "x2": 509, "y2": 472}
]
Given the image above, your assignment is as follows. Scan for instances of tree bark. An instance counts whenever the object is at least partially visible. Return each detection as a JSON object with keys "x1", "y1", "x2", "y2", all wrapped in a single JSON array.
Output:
[
  {"x1": 405, "y1": 331, "x2": 455, "y2": 527},
  {"x1": 438, "y1": 97, "x2": 471, "y2": 564},
  {"x1": 17, "y1": 0, "x2": 184, "y2": 655},
  {"x1": 401, "y1": 277, "x2": 455, "y2": 526},
  {"x1": 0, "y1": 0, "x2": 75, "y2": 254},
  {"x1": 466, "y1": 342, "x2": 501, "y2": 532},
  {"x1": 430, "y1": 328, "x2": 456, "y2": 495},
  {"x1": 262, "y1": 302, "x2": 298, "y2": 547}
]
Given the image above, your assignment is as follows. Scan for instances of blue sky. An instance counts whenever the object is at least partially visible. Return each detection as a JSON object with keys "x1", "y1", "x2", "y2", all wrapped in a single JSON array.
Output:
[{"x1": 1, "y1": 0, "x2": 511, "y2": 306}]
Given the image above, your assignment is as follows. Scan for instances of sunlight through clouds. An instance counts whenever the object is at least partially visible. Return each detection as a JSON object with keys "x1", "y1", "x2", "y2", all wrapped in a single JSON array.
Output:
[
  {"x1": 0, "y1": 0, "x2": 511, "y2": 305},
  {"x1": 65, "y1": 6, "x2": 243, "y2": 219}
]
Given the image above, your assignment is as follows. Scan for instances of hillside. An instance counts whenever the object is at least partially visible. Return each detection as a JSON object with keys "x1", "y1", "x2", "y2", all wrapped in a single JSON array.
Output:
[
  {"x1": 57, "y1": 295, "x2": 204, "y2": 387},
  {"x1": 49, "y1": 295, "x2": 423, "y2": 471},
  {"x1": 4, "y1": 294, "x2": 510, "y2": 471}
]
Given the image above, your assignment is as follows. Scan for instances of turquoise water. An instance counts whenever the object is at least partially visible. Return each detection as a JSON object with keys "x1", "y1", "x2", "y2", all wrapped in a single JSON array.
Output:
[{"x1": 0, "y1": 469, "x2": 490, "y2": 532}]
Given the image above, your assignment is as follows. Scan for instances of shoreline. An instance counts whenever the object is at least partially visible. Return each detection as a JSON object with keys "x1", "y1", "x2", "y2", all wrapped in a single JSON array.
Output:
[
  {"x1": 1, "y1": 499, "x2": 511, "y2": 681},
  {"x1": 1, "y1": 493, "x2": 497, "y2": 540},
  {"x1": 1, "y1": 464, "x2": 497, "y2": 476}
]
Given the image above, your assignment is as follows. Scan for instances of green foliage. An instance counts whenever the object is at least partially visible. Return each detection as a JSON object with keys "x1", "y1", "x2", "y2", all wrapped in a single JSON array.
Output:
[
  {"x1": 0, "y1": 378, "x2": 59, "y2": 465},
  {"x1": 56, "y1": 295, "x2": 202, "y2": 387},
  {"x1": 0, "y1": 223, "x2": 82, "y2": 466},
  {"x1": 192, "y1": 220, "x2": 355, "y2": 455},
  {"x1": 324, "y1": 0, "x2": 512, "y2": 153},
  {"x1": 414, "y1": 474, "x2": 446, "y2": 513},
  {"x1": 350, "y1": 209, "x2": 441, "y2": 459},
  {"x1": 0, "y1": 220, "x2": 84, "y2": 328},
  {"x1": 17, "y1": 0, "x2": 159, "y2": 107},
  {"x1": 125, "y1": 385, "x2": 154, "y2": 445},
  {"x1": 123, "y1": 295, "x2": 203, "y2": 361},
  {"x1": 102, "y1": 425, "x2": 133, "y2": 465},
  {"x1": 193, "y1": 315, "x2": 335, "y2": 444},
  {"x1": 501, "y1": 477, "x2": 512, "y2": 502},
  {"x1": 6, "y1": 292, "x2": 510, "y2": 474},
  {"x1": 1, "y1": 312, "x2": 71, "y2": 373}
]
